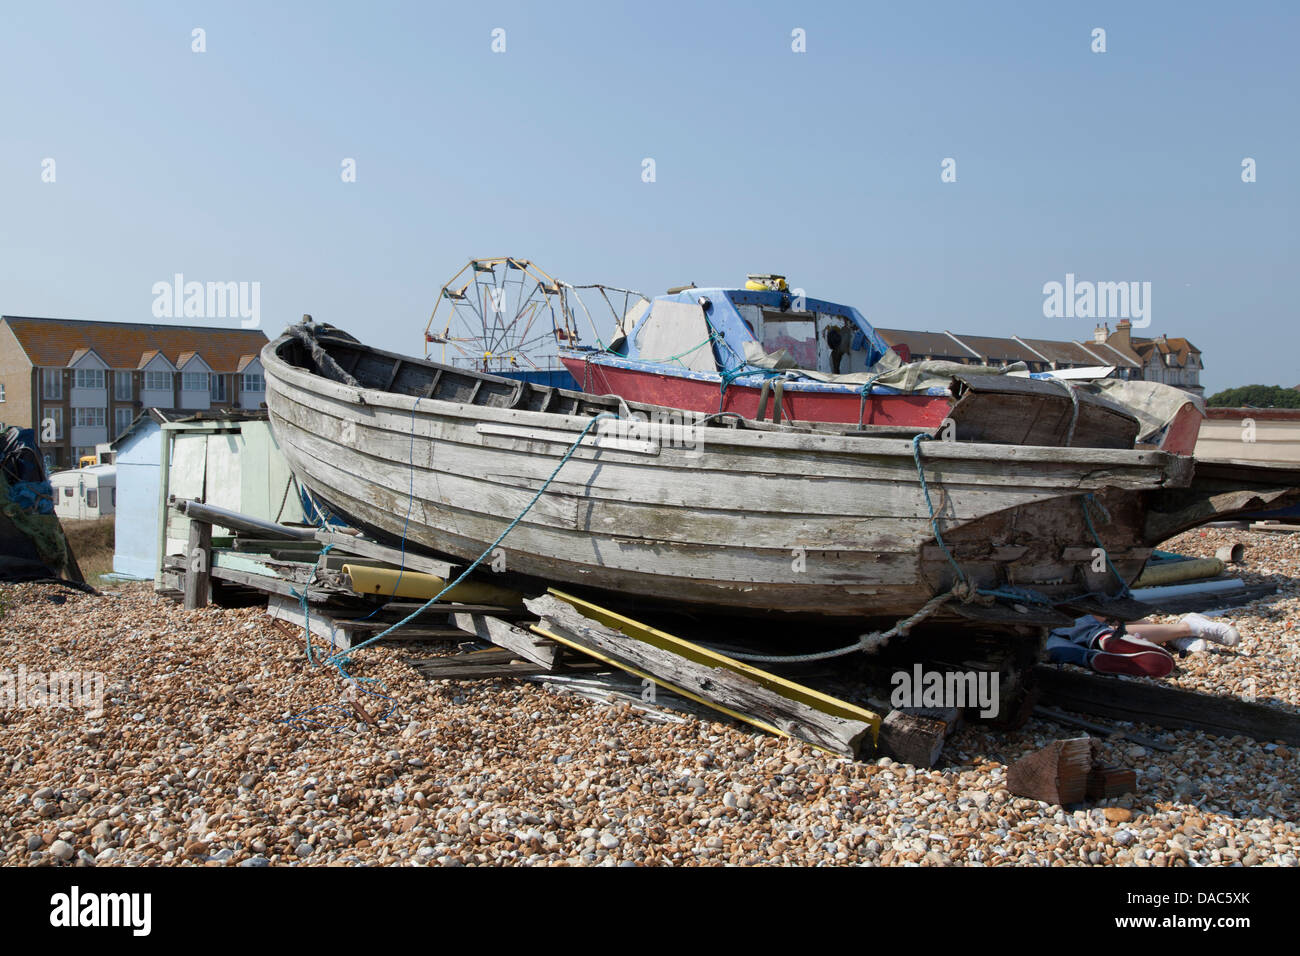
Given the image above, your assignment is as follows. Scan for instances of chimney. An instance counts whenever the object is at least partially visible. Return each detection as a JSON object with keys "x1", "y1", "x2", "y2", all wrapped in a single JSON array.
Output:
[
  {"x1": 1110, "y1": 318, "x2": 1132, "y2": 351},
  {"x1": 1093, "y1": 323, "x2": 1109, "y2": 344}
]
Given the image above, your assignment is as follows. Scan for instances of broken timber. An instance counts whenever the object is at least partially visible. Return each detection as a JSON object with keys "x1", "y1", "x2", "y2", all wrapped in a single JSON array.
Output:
[
  {"x1": 526, "y1": 590, "x2": 880, "y2": 759},
  {"x1": 1034, "y1": 664, "x2": 1300, "y2": 746},
  {"x1": 453, "y1": 612, "x2": 564, "y2": 669}
]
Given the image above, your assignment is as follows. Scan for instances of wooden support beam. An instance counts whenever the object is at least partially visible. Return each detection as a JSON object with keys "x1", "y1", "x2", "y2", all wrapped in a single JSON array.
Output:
[
  {"x1": 1033, "y1": 705, "x2": 1174, "y2": 753},
  {"x1": 452, "y1": 613, "x2": 563, "y2": 669},
  {"x1": 184, "y1": 520, "x2": 212, "y2": 610},
  {"x1": 315, "y1": 529, "x2": 458, "y2": 578},
  {"x1": 527, "y1": 592, "x2": 878, "y2": 758},
  {"x1": 1033, "y1": 664, "x2": 1300, "y2": 745},
  {"x1": 210, "y1": 565, "x2": 335, "y2": 603},
  {"x1": 409, "y1": 647, "x2": 555, "y2": 681},
  {"x1": 266, "y1": 593, "x2": 357, "y2": 651},
  {"x1": 878, "y1": 711, "x2": 947, "y2": 768}
]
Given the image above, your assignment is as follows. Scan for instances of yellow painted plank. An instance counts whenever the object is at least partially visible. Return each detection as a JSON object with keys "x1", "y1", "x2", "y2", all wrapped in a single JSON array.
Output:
[
  {"x1": 536, "y1": 588, "x2": 880, "y2": 745},
  {"x1": 531, "y1": 623, "x2": 796, "y2": 746}
]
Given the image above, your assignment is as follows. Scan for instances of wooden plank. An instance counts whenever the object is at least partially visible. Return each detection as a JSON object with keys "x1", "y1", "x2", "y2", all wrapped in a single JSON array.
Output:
[
  {"x1": 1055, "y1": 595, "x2": 1161, "y2": 623},
  {"x1": 184, "y1": 520, "x2": 212, "y2": 610},
  {"x1": 453, "y1": 612, "x2": 563, "y2": 669},
  {"x1": 210, "y1": 565, "x2": 335, "y2": 603},
  {"x1": 315, "y1": 529, "x2": 458, "y2": 578},
  {"x1": 527, "y1": 593, "x2": 877, "y2": 758},
  {"x1": 211, "y1": 550, "x2": 321, "y2": 584},
  {"x1": 409, "y1": 647, "x2": 551, "y2": 680},
  {"x1": 1033, "y1": 665, "x2": 1300, "y2": 745},
  {"x1": 1033, "y1": 706, "x2": 1174, "y2": 752},
  {"x1": 1250, "y1": 521, "x2": 1300, "y2": 534},
  {"x1": 266, "y1": 593, "x2": 356, "y2": 650}
]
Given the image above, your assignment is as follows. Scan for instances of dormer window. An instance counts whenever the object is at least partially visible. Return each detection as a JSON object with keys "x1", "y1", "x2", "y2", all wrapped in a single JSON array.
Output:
[{"x1": 74, "y1": 368, "x2": 105, "y2": 389}]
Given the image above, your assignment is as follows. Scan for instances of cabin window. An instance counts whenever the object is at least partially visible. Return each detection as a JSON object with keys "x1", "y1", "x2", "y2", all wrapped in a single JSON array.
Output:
[
  {"x1": 86, "y1": 489, "x2": 98, "y2": 509},
  {"x1": 760, "y1": 310, "x2": 818, "y2": 368},
  {"x1": 63, "y1": 487, "x2": 73, "y2": 498},
  {"x1": 111, "y1": 488, "x2": 116, "y2": 507}
]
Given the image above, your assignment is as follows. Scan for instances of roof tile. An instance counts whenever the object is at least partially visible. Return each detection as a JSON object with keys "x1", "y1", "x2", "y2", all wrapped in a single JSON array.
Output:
[{"x1": 2, "y1": 316, "x2": 269, "y2": 373}]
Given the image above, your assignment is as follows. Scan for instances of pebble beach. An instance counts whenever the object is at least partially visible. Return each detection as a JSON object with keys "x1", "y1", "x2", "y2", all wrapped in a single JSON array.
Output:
[{"x1": 2, "y1": 527, "x2": 1297, "y2": 867}]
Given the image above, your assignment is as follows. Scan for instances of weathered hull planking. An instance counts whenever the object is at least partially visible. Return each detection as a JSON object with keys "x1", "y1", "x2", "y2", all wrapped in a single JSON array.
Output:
[{"x1": 262, "y1": 325, "x2": 1194, "y2": 626}]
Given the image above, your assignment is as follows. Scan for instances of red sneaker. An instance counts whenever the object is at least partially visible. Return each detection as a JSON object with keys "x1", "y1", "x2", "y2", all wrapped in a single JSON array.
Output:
[{"x1": 1090, "y1": 632, "x2": 1175, "y2": 678}]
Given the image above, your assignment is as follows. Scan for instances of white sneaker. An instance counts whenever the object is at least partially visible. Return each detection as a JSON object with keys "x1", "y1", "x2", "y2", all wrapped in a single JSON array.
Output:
[
  {"x1": 1172, "y1": 636, "x2": 1207, "y2": 654},
  {"x1": 1182, "y1": 613, "x2": 1241, "y2": 647}
]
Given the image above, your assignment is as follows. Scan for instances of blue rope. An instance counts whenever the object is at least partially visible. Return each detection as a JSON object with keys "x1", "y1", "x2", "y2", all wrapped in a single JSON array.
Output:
[
  {"x1": 325, "y1": 411, "x2": 620, "y2": 670},
  {"x1": 1081, "y1": 492, "x2": 1130, "y2": 597},
  {"x1": 290, "y1": 587, "x2": 316, "y2": 665},
  {"x1": 277, "y1": 680, "x2": 398, "y2": 732},
  {"x1": 911, "y1": 433, "x2": 966, "y2": 585},
  {"x1": 281, "y1": 409, "x2": 618, "y2": 733},
  {"x1": 857, "y1": 373, "x2": 883, "y2": 428},
  {"x1": 911, "y1": 435, "x2": 1131, "y2": 608}
]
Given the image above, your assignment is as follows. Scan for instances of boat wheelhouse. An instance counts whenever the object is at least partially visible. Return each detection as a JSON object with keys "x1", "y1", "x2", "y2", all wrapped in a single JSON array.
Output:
[{"x1": 558, "y1": 278, "x2": 1202, "y2": 453}]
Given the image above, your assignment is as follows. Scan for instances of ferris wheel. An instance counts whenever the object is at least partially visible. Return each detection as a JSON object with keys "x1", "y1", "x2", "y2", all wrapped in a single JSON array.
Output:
[
  {"x1": 424, "y1": 257, "x2": 575, "y2": 373},
  {"x1": 425, "y1": 257, "x2": 648, "y2": 374}
]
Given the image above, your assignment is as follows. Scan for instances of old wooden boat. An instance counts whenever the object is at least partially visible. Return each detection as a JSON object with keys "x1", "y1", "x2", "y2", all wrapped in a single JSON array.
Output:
[
  {"x1": 558, "y1": 279, "x2": 1203, "y2": 454},
  {"x1": 261, "y1": 320, "x2": 1233, "y2": 632}
]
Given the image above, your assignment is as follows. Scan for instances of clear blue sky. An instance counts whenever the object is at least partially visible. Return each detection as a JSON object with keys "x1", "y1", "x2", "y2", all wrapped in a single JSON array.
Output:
[{"x1": 2, "y1": 1, "x2": 1296, "y2": 393}]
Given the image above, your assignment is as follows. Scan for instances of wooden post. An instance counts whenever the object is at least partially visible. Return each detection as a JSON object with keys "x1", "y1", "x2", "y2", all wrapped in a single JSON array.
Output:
[
  {"x1": 878, "y1": 711, "x2": 947, "y2": 768},
  {"x1": 184, "y1": 519, "x2": 212, "y2": 610}
]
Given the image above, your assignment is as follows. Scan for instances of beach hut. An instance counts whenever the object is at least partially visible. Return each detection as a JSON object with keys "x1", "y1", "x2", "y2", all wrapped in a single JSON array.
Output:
[{"x1": 109, "y1": 410, "x2": 306, "y2": 581}]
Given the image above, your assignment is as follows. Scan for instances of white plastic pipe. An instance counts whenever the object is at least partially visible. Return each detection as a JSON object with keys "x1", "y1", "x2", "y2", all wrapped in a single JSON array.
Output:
[{"x1": 1129, "y1": 578, "x2": 1245, "y2": 603}]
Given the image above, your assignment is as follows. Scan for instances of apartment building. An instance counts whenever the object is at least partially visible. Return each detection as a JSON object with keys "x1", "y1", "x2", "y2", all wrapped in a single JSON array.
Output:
[
  {"x1": 874, "y1": 319, "x2": 1203, "y2": 396},
  {"x1": 0, "y1": 316, "x2": 270, "y2": 471}
]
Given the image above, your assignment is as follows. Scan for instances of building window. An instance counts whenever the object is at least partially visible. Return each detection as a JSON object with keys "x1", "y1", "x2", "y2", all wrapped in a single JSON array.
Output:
[
  {"x1": 144, "y1": 370, "x2": 172, "y2": 392},
  {"x1": 0, "y1": 382, "x2": 5, "y2": 402},
  {"x1": 114, "y1": 371, "x2": 133, "y2": 401},
  {"x1": 74, "y1": 368, "x2": 106, "y2": 389},
  {"x1": 43, "y1": 368, "x2": 63, "y2": 399},
  {"x1": 242, "y1": 372, "x2": 264, "y2": 393},
  {"x1": 182, "y1": 371, "x2": 209, "y2": 392},
  {"x1": 114, "y1": 406, "x2": 134, "y2": 437},
  {"x1": 210, "y1": 374, "x2": 228, "y2": 402},
  {"x1": 42, "y1": 406, "x2": 63, "y2": 439},
  {"x1": 74, "y1": 407, "x2": 105, "y2": 428}
]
